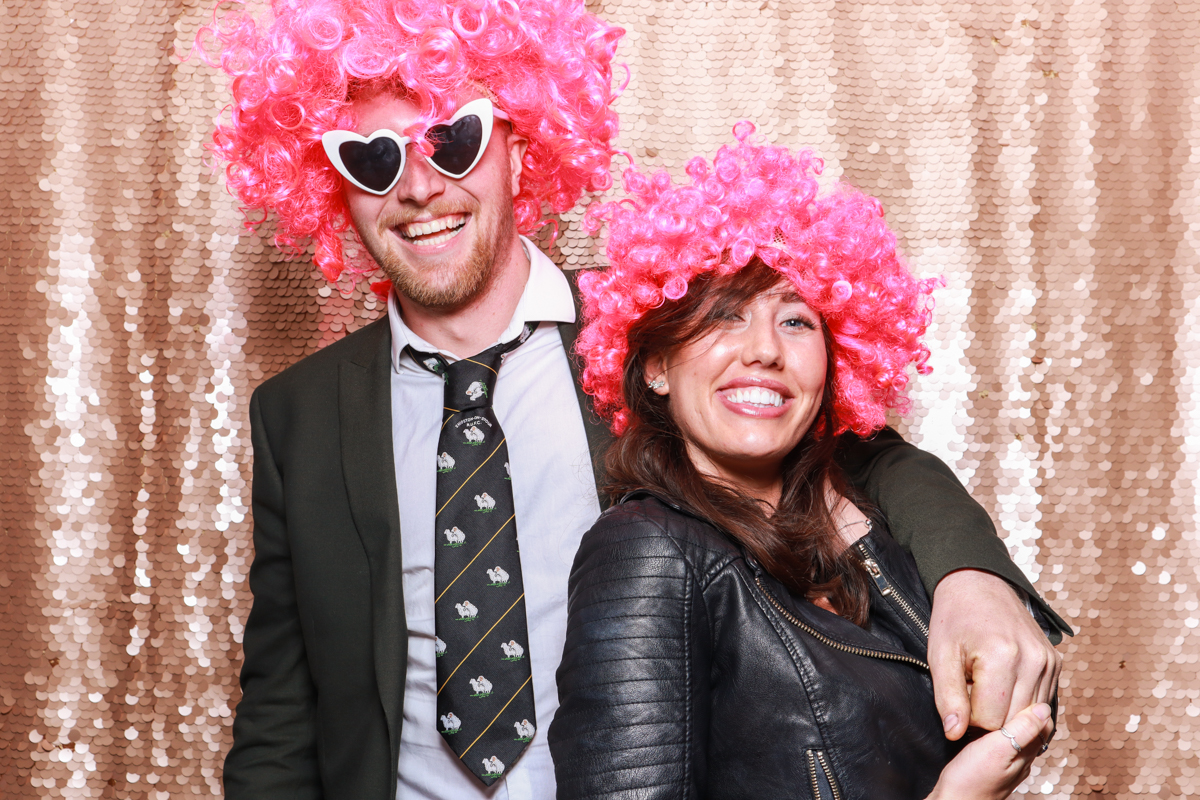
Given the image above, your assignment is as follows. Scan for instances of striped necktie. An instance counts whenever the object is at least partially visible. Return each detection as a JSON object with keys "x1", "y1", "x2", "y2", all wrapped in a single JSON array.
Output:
[{"x1": 407, "y1": 323, "x2": 537, "y2": 786}]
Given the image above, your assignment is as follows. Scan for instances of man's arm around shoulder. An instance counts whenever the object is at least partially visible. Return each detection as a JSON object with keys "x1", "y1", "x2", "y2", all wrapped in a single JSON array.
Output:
[
  {"x1": 837, "y1": 427, "x2": 1068, "y2": 742},
  {"x1": 836, "y1": 426, "x2": 1070, "y2": 640}
]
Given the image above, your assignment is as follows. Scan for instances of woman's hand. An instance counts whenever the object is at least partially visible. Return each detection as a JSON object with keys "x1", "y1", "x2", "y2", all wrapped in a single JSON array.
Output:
[{"x1": 925, "y1": 703, "x2": 1054, "y2": 800}]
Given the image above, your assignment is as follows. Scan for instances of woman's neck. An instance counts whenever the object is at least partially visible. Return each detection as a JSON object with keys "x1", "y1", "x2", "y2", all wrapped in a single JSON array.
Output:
[
  {"x1": 684, "y1": 442, "x2": 783, "y2": 509},
  {"x1": 828, "y1": 488, "x2": 872, "y2": 551}
]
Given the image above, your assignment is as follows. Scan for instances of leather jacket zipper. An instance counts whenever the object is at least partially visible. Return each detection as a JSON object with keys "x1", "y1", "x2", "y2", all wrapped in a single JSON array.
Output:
[
  {"x1": 855, "y1": 541, "x2": 930, "y2": 639},
  {"x1": 753, "y1": 573, "x2": 929, "y2": 671},
  {"x1": 806, "y1": 749, "x2": 842, "y2": 800}
]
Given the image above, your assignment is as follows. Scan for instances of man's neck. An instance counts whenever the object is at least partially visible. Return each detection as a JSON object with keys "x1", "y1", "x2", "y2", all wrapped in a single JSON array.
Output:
[{"x1": 396, "y1": 236, "x2": 531, "y2": 358}]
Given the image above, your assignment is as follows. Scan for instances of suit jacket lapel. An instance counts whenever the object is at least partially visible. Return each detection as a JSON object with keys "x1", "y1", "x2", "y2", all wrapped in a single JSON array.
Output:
[
  {"x1": 338, "y1": 318, "x2": 407, "y2": 762},
  {"x1": 334, "y1": 275, "x2": 608, "y2": 762},
  {"x1": 560, "y1": 269, "x2": 614, "y2": 511}
]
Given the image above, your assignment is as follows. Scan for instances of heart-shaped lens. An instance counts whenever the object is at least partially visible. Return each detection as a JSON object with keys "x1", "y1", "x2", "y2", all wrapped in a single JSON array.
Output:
[
  {"x1": 428, "y1": 115, "x2": 484, "y2": 176},
  {"x1": 339, "y1": 137, "x2": 403, "y2": 193}
]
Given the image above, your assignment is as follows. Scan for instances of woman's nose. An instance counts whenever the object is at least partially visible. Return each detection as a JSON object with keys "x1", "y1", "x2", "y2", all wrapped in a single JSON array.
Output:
[{"x1": 740, "y1": 314, "x2": 782, "y2": 367}]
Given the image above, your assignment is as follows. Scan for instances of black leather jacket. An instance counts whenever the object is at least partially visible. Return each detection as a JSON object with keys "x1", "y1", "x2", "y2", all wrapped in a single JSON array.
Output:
[{"x1": 549, "y1": 493, "x2": 961, "y2": 800}]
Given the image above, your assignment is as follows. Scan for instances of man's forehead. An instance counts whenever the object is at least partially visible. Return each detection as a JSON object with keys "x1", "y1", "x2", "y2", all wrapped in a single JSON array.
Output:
[
  {"x1": 349, "y1": 87, "x2": 487, "y2": 131},
  {"x1": 349, "y1": 91, "x2": 423, "y2": 130}
]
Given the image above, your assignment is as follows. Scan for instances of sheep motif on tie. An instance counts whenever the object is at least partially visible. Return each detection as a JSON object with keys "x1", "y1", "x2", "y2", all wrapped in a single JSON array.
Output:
[
  {"x1": 406, "y1": 324, "x2": 538, "y2": 786},
  {"x1": 513, "y1": 720, "x2": 535, "y2": 741}
]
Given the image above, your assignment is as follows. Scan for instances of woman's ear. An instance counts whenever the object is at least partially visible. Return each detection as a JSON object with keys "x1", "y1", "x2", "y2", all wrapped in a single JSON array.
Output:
[{"x1": 643, "y1": 353, "x2": 669, "y2": 395}]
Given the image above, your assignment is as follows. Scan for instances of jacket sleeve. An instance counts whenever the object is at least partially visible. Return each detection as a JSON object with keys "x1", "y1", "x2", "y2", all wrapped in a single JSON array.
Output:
[
  {"x1": 223, "y1": 390, "x2": 323, "y2": 799},
  {"x1": 550, "y1": 511, "x2": 710, "y2": 800},
  {"x1": 836, "y1": 427, "x2": 1071, "y2": 642}
]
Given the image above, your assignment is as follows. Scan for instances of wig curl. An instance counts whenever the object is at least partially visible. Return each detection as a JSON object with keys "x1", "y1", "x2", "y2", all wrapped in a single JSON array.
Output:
[
  {"x1": 577, "y1": 123, "x2": 938, "y2": 437},
  {"x1": 197, "y1": 0, "x2": 624, "y2": 283}
]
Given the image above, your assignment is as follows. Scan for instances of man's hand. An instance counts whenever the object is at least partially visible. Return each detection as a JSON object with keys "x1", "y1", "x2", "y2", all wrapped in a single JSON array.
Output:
[{"x1": 928, "y1": 569, "x2": 1062, "y2": 741}]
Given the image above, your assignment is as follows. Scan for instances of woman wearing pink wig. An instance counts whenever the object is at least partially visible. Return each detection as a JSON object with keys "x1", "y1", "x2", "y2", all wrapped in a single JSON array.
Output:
[{"x1": 547, "y1": 125, "x2": 1056, "y2": 799}]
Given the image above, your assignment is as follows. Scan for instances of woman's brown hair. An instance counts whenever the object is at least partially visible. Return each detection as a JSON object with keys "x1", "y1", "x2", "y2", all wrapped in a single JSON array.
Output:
[{"x1": 603, "y1": 259, "x2": 872, "y2": 625}]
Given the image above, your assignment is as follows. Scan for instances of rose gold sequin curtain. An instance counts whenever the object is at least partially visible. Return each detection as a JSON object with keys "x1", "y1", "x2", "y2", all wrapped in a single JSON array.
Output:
[{"x1": 2, "y1": 0, "x2": 1197, "y2": 796}]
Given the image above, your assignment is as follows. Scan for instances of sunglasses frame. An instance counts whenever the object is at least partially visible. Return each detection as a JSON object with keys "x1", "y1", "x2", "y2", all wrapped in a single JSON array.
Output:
[{"x1": 321, "y1": 98, "x2": 506, "y2": 196}]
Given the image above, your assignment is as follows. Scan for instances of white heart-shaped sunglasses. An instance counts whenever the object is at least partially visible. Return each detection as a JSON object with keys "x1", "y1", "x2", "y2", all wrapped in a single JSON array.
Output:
[{"x1": 321, "y1": 98, "x2": 509, "y2": 195}]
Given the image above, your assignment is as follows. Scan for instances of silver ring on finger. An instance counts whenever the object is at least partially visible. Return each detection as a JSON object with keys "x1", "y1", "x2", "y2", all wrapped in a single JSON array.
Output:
[{"x1": 999, "y1": 726, "x2": 1022, "y2": 753}]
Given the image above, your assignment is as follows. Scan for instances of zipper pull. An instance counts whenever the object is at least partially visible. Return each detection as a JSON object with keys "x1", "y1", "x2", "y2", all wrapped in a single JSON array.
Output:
[
  {"x1": 743, "y1": 551, "x2": 764, "y2": 575},
  {"x1": 857, "y1": 543, "x2": 892, "y2": 597}
]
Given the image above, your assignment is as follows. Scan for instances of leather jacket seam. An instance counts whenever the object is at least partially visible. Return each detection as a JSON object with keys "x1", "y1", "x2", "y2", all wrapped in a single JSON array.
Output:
[
  {"x1": 566, "y1": 754, "x2": 694, "y2": 781},
  {"x1": 734, "y1": 562, "x2": 831, "y2": 753},
  {"x1": 683, "y1": 559, "x2": 694, "y2": 799},
  {"x1": 608, "y1": 503, "x2": 704, "y2": 798},
  {"x1": 623, "y1": 507, "x2": 743, "y2": 594}
]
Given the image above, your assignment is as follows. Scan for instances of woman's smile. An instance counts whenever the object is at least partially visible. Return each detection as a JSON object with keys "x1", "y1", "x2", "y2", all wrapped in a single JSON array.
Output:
[
  {"x1": 645, "y1": 284, "x2": 826, "y2": 497},
  {"x1": 716, "y1": 376, "x2": 791, "y2": 417}
]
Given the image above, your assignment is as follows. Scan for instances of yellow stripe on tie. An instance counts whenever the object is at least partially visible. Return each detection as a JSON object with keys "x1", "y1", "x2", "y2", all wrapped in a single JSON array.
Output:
[
  {"x1": 436, "y1": 439, "x2": 505, "y2": 516},
  {"x1": 435, "y1": 515, "x2": 515, "y2": 604},
  {"x1": 459, "y1": 675, "x2": 533, "y2": 759},
  {"x1": 463, "y1": 357, "x2": 498, "y2": 375},
  {"x1": 437, "y1": 594, "x2": 525, "y2": 695}
]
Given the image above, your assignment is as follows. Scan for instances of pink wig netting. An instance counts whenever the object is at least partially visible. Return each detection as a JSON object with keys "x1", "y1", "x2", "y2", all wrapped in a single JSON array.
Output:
[
  {"x1": 577, "y1": 123, "x2": 939, "y2": 437},
  {"x1": 197, "y1": 0, "x2": 624, "y2": 283}
]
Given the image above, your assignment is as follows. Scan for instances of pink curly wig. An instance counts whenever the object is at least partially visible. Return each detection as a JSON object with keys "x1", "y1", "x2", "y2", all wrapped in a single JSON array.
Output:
[
  {"x1": 197, "y1": 0, "x2": 624, "y2": 283},
  {"x1": 577, "y1": 123, "x2": 938, "y2": 438}
]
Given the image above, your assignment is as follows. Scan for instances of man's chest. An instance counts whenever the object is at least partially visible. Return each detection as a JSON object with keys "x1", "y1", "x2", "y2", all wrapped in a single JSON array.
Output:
[{"x1": 390, "y1": 326, "x2": 601, "y2": 596}]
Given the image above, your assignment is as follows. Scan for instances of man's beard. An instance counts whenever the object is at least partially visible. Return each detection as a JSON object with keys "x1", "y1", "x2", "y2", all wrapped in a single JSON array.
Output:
[{"x1": 367, "y1": 202, "x2": 515, "y2": 311}]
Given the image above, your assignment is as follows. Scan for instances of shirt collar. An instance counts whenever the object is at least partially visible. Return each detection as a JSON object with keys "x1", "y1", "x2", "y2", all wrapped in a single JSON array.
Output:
[{"x1": 388, "y1": 236, "x2": 576, "y2": 371}]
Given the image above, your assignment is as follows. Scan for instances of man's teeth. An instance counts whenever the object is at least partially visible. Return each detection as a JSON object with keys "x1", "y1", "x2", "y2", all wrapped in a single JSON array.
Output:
[
  {"x1": 402, "y1": 214, "x2": 466, "y2": 245},
  {"x1": 409, "y1": 228, "x2": 460, "y2": 247},
  {"x1": 728, "y1": 387, "x2": 783, "y2": 407}
]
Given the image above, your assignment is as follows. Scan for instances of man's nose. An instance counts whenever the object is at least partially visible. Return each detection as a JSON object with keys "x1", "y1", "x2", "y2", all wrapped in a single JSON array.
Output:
[{"x1": 394, "y1": 148, "x2": 447, "y2": 206}]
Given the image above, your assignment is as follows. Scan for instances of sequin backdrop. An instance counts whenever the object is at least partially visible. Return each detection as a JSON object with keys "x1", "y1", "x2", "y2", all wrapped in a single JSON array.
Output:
[{"x1": 2, "y1": 0, "x2": 1198, "y2": 796}]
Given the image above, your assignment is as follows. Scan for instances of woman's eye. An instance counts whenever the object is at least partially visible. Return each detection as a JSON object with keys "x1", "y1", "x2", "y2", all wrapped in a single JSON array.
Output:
[{"x1": 782, "y1": 317, "x2": 816, "y2": 330}]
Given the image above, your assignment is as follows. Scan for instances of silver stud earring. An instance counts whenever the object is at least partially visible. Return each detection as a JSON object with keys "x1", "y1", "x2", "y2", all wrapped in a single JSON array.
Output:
[{"x1": 647, "y1": 378, "x2": 666, "y2": 391}]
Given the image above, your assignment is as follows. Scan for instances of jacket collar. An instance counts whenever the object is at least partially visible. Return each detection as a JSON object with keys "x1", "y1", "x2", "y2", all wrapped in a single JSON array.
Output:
[
  {"x1": 337, "y1": 317, "x2": 407, "y2": 768},
  {"x1": 559, "y1": 268, "x2": 614, "y2": 510}
]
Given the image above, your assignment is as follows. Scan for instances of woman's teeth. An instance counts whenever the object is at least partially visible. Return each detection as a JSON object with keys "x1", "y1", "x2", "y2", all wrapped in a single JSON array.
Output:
[
  {"x1": 727, "y1": 387, "x2": 783, "y2": 407},
  {"x1": 402, "y1": 214, "x2": 466, "y2": 246}
]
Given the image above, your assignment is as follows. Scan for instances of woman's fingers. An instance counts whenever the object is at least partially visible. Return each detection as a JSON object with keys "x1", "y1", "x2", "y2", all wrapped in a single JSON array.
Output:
[
  {"x1": 926, "y1": 703, "x2": 1055, "y2": 800},
  {"x1": 995, "y1": 703, "x2": 1054, "y2": 759}
]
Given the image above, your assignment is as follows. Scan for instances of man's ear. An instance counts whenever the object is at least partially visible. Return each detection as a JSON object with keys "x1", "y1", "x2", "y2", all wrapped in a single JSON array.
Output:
[
  {"x1": 643, "y1": 353, "x2": 669, "y2": 395},
  {"x1": 507, "y1": 132, "x2": 529, "y2": 198}
]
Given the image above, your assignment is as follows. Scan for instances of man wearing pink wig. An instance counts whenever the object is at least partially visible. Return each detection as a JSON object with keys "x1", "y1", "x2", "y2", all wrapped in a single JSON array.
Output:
[{"x1": 201, "y1": 1, "x2": 1068, "y2": 798}]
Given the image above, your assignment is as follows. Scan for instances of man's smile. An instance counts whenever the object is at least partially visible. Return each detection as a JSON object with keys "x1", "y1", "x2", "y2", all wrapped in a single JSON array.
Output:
[{"x1": 398, "y1": 212, "x2": 469, "y2": 247}]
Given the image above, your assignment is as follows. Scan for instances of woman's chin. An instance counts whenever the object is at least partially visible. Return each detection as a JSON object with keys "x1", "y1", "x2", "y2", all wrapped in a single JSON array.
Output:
[{"x1": 701, "y1": 445, "x2": 794, "y2": 480}]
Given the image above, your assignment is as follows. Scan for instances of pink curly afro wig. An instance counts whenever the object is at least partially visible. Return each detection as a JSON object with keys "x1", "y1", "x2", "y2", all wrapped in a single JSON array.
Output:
[
  {"x1": 577, "y1": 123, "x2": 938, "y2": 438},
  {"x1": 197, "y1": 0, "x2": 624, "y2": 283}
]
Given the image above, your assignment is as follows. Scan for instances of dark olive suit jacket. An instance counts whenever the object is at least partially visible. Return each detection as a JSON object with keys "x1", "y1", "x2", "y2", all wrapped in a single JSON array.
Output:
[{"x1": 223, "y1": 307, "x2": 1069, "y2": 800}]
